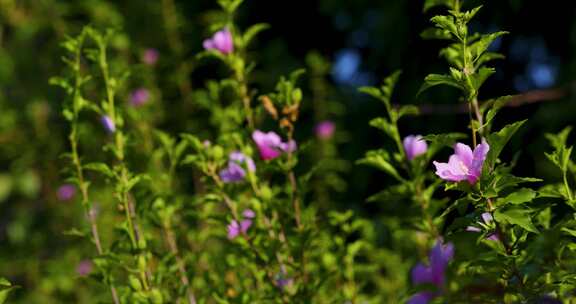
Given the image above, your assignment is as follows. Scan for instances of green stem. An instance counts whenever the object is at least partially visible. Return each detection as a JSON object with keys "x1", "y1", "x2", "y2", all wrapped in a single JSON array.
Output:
[
  {"x1": 69, "y1": 33, "x2": 120, "y2": 304},
  {"x1": 564, "y1": 171, "x2": 573, "y2": 201}
]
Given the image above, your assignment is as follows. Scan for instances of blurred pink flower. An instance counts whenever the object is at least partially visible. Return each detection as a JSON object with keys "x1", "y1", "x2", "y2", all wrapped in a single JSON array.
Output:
[
  {"x1": 76, "y1": 259, "x2": 93, "y2": 277},
  {"x1": 409, "y1": 240, "x2": 454, "y2": 304},
  {"x1": 227, "y1": 209, "x2": 255, "y2": 239},
  {"x1": 57, "y1": 184, "x2": 76, "y2": 201},
  {"x1": 315, "y1": 120, "x2": 335, "y2": 140},
  {"x1": 142, "y1": 48, "x2": 159, "y2": 65},
  {"x1": 433, "y1": 140, "x2": 489, "y2": 184},
  {"x1": 203, "y1": 28, "x2": 234, "y2": 54},
  {"x1": 130, "y1": 88, "x2": 150, "y2": 107},
  {"x1": 252, "y1": 130, "x2": 296, "y2": 160},
  {"x1": 403, "y1": 135, "x2": 428, "y2": 160}
]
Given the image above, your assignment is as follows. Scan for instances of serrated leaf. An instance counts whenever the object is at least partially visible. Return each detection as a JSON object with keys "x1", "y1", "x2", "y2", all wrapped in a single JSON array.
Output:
[
  {"x1": 482, "y1": 96, "x2": 513, "y2": 129},
  {"x1": 469, "y1": 31, "x2": 508, "y2": 61},
  {"x1": 494, "y1": 208, "x2": 538, "y2": 233},
  {"x1": 423, "y1": 0, "x2": 453, "y2": 12},
  {"x1": 471, "y1": 67, "x2": 495, "y2": 91},
  {"x1": 502, "y1": 188, "x2": 537, "y2": 205},
  {"x1": 430, "y1": 15, "x2": 459, "y2": 40},
  {"x1": 369, "y1": 117, "x2": 397, "y2": 140},
  {"x1": 242, "y1": 23, "x2": 270, "y2": 47},
  {"x1": 484, "y1": 120, "x2": 526, "y2": 173},
  {"x1": 0, "y1": 278, "x2": 15, "y2": 304},
  {"x1": 357, "y1": 150, "x2": 403, "y2": 182},
  {"x1": 398, "y1": 105, "x2": 419, "y2": 118},
  {"x1": 421, "y1": 27, "x2": 452, "y2": 40},
  {"x1": 417, "y1": 74, "x2": 464, "y2": 96},
  {"x1": 84, "y1": 163, "x2": 115, "y2": 178},
  {"x1": 475, "y1": 52, "x2": 505, "y2": 69}
]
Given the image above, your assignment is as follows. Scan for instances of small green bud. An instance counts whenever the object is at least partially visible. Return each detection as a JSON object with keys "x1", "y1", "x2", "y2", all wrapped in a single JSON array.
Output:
[
  {"x1": 149, "y1": 289, "x2": 164, "y2": 304},
  {"x1": 292, "y1": 88, "x2": 302, "y2": 104},
  {"x1": 129, "y1": 275, "x2": 142, "y2": 291},
  {"x1": 212, "y1": 146, "x2": 224, "y2": 160},
  {"x1": 260, "y1": 185, "x2": 273, "y2": 201}
]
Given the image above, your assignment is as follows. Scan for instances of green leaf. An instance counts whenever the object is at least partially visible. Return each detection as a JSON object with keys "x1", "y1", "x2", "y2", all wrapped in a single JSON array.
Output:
[
  {"x1": 494, "y1": 208, "x2": 538, "y2": 233},
  {"x1": 369, "y1": 117, "x2": 398, "y2": 140},
  {"x1": 423, "y1": 0, "x2": 453, "y2": 12},
  {"x1": 501, "y1": 188, "x2": 537, "y2": 205},
  {"x1": 545, "y1": 127, "x2": 573, "y2": 173},
  {"x1": 561, "y1": 227, "x2": 576, "y2": 238},
  {"x1": 84, "y1": 162, "x2": 115, "y2": 178},
  {"x1": 469, "y1": 31, "x2": 508, "y2": 61},
  {"x1": 357, "y1": 150, "x2": 403, "y2": 182},
  {"x1": 0, "y1": 278, "x2": 15, "y2": 304},
  {"x1": 475, "y1": 52, "x2": 505, "y2": 69},
  {"x1": 420, "y1": 28, "x2": 452, "y2": 40},
  {"x1": 417, "y1": 74, "x2": 464, "y2": 96},
  {"x1": 482, "y1": 96, "x2": 513, "y2": 129},
  {"x1": 358, "y1": 86, "x2": 382, "y2": 100},
  {"x1": 398, "y1": 105, "x2": 419, "y2": 119},
  {"x1": 430, "y1": 15, "x2": 459, "y2": 40},
  {"x1": 484, "y1": 120, "x2": 526, "y2": 173},
  {"x1": 242, "y1": 23, "x2": 270, "y2": 47},
  {"x1": 471, "y1": 67, "x2": 495, "y2": 91}
]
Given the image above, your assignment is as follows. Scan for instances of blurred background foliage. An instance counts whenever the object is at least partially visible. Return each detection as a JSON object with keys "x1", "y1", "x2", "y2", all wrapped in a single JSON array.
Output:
[{"x1": 0, "y1": 0, "x2": 575, "y2": 302}]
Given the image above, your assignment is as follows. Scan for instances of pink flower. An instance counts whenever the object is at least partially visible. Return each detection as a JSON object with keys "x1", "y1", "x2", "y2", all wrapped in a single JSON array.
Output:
[
  {"x1": 315, "y1": 120, "x2": 336, "y2": 140},
  {"x1": 227, "y1": 209, "x2": 255, "y2": 239},
  {"x1": 142, "y1": 48, "x2": 159, "y2": 65},
  {"x1": 76, "y1": 259, "x2": 93, "y2": 277},
  {"x1": 203, "y1": 28, "x2": 234, "y2": 54},
  {"x1": 129, "y1": 88, "x2": 150, "y2": 107},
  {"x1": 403, "y1": 135, "x2": 428, "y2": 160},
  {"x1": 57, "y1": 184, "x2": 76, "y2": 201},
  {"x1": 433, "y1": 140, "x2": 490, "y2": 184},
  {"x1": 252, "y1": 130, "x2": 297, "y2": 160}
]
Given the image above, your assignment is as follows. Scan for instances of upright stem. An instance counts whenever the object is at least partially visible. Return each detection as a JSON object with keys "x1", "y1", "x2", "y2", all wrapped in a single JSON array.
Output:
[
  {"x1": 68, "y1": 34, "x2": 120, "y2": 304},
  {"x1": 235, "y1": 70, "x2": 255, "y2": 130},
  {"x1": 96, "y1": 35, "x2": 151, "y2": 291}
]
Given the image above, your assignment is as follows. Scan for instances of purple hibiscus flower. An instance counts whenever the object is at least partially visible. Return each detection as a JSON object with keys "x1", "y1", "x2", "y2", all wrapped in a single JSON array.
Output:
[
  {"x1": 252, "y1": 130, "x2": 296, "y2": 160},
  {"x1": 129, "y1": 88, "x2": 150, "y2": 107},
  {"x1": 227, "y1": 209, "x2": 255, "y2": 239},
  {"x1": 142, "y1": 48, "x2": 159, "y2": 65},
  {"x1": 433, "y1": 140, "x2": 490, "y2": 184},
  {"x1": 403, "y1": 135, "x2": 428, "y2": 161},
  {"x1": 315, "y1": 120, "x2": 336, "y2": 140},
  {"x1": 57, "y1": 184, "x2": 76, "y2": 201},
  {"x1": 203, "y1": 28, "x2": 234, "y2": 55},
  {"x1": 408, "y1": 240, "x2": 454, "y2": 304},
  {"x1": 219, "y1": 151, "x2": 256, "y2": 183}
]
